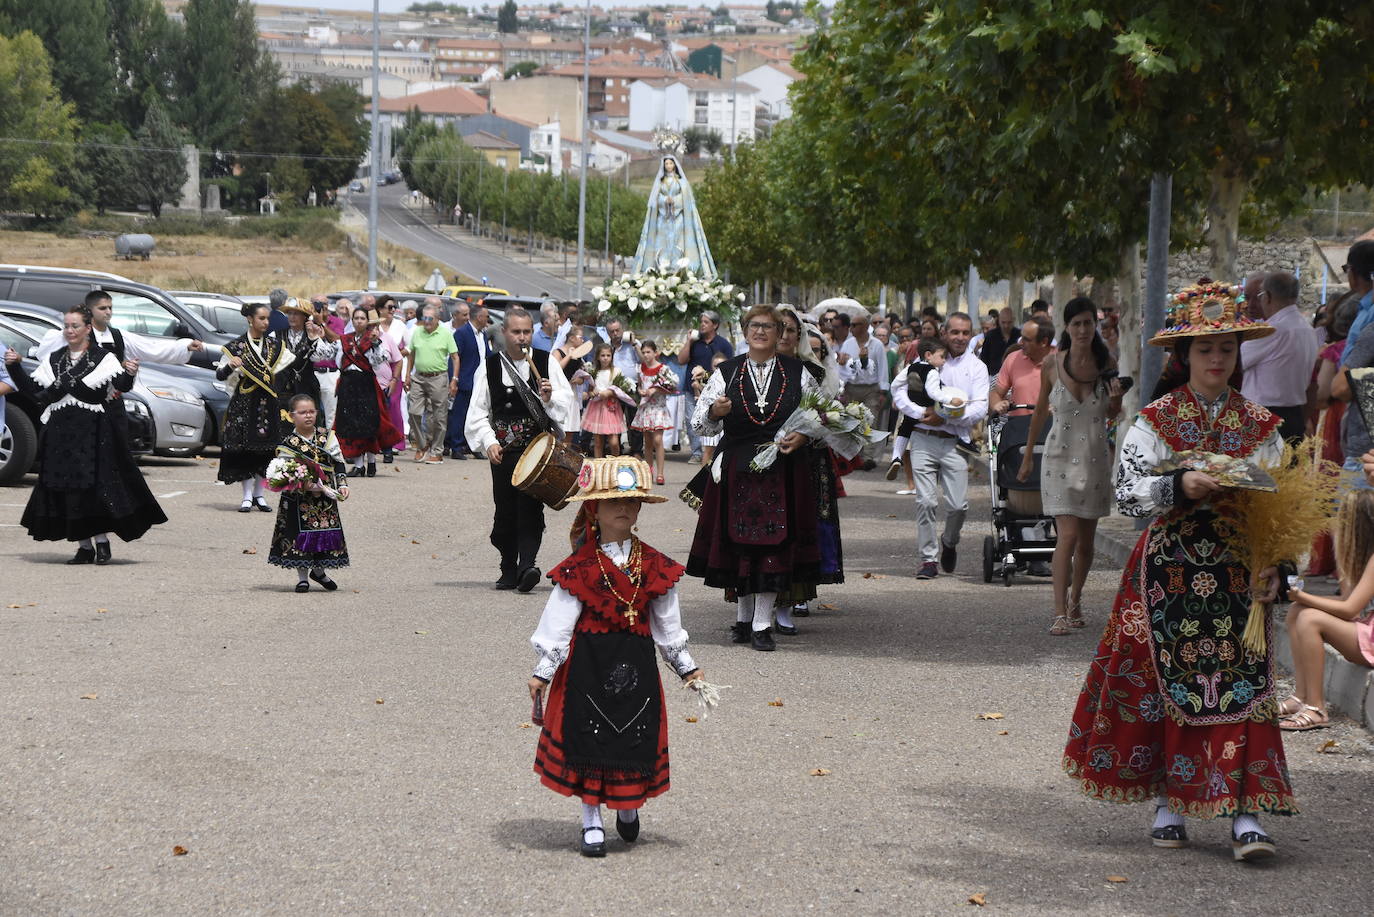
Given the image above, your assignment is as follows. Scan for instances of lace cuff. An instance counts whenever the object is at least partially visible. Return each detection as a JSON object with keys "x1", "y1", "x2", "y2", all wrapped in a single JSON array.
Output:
[
  {"x1": 657, "y1": 640, "x2": 697, "y2": 678},
  {"x1": 532, "y1": 645, "x2": 567, "y2": 682}
]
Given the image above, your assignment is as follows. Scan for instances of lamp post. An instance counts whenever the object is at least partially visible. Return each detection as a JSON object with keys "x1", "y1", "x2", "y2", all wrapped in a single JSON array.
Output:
[
  {"x1": 366, "y1": 0, "x2": 381, "y2": 290},
  {"x1": 574, "y1": 0, "x2": 592, "y2": 301}
]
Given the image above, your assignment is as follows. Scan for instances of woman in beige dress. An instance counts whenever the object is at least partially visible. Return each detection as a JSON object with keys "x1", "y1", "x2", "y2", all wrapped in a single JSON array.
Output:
[{"x1": 1018, "y1": 297, "x2": 1123, "y2": 634}]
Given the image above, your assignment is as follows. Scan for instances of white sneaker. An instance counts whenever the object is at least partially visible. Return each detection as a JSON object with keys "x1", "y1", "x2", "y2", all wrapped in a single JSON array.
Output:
[{"x1": 896, "y1": 488, "x2": 916, "y2": 495}]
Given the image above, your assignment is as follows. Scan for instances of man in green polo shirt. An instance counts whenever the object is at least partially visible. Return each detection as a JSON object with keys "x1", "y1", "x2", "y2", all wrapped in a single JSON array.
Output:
[{"x1": 405, "y1": 302, "x2": 460, "y2": 464}]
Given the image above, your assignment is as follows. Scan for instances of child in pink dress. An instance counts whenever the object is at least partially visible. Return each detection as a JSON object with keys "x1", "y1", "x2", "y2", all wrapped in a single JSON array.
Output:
[
  {"x1": 631, "y1": 340, "x2": 676, "y2": 484},
  {"x1": 581, "y1": 342, "x2": 634, "y2": 457}
]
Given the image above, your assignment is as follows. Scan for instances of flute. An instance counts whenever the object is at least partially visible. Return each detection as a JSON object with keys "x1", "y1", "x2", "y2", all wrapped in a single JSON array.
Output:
[{"x1": 524, "y1": 345, "x2": 544, "y2": 384}]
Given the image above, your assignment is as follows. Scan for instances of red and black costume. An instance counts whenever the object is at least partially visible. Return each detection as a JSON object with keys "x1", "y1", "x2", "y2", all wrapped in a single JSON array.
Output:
[
  {"x1": 333, "y1": 330, "x2": 401, "y2": 461},
  {"x1": 530, "y1": 537, "x2": 697, "y2": 809}
]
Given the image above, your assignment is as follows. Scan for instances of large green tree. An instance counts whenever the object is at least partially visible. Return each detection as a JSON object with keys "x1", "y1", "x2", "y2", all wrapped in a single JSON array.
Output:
[
  {"x1": 0, "y1": 0, "x2": 116, "y2": 122},
  {"x1": 498, "y1": 0, "x2": 519, "y2": 34},
  {"x1": 78, "y1": 122, "x2": 135, "y2": 215},
  {"x1": 0, "y1": 31, "x2": 81, "y2": 217},
  {"x1": 174, "y1": 0, "x2": 271, "y2": 152},
  {"x1": 131, "y1": 99, "x2": 189, "y2": 217},
  {"x1": 109, "y1": 0, "x2": 182, "y2": 132}
]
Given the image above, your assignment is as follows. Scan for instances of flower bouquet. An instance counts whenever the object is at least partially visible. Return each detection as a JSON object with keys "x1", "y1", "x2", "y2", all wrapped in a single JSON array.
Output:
[
  {"x1": 266, "y1": 454, "x2": 343, "y2": 501},
  {"x1": 592, "y1": 261, "x2": 745, "y2": 330},
  {"x1": 611, "y1": 370, "x2": 639, "y2": 405},
  {"x1": 748, "y1": 392, "x2": 889, "y2": 472}
]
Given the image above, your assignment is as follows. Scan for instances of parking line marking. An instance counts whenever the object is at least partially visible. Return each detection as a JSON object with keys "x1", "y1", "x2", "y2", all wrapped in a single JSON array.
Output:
[{"x1": 158, "y1": 491, "x2": 187, "y2": 499}]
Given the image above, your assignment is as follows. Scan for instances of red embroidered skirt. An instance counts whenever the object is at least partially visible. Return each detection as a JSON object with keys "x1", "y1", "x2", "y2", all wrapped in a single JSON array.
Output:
[{"x1": 1062, "y1": 529, "x2": 1299, "y2": 819}]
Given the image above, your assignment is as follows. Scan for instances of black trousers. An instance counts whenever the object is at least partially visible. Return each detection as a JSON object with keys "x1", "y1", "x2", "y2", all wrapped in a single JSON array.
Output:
[
  {"x1": 490, "y1": 452, "x2": 545, "y2": 573},
  {"x1": 1266, "y1": 404, "x2": 1307, "y2": 444}
]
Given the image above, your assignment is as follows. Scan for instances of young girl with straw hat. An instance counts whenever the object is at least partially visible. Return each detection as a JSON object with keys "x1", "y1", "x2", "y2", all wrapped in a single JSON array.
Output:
[{"x1": 527, "y1": 456, "x2": 706, "y2": 857}]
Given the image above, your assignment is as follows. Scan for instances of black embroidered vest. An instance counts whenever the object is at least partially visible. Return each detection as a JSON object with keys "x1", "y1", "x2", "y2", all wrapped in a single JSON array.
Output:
[{"x1": 487, "y1": 349, "x2": 552, "y2": 422}]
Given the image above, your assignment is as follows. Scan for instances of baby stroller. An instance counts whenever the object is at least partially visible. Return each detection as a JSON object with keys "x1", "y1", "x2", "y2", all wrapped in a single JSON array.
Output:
[{"x1": 981, "y1": 410, "x2": 1057, "y2": 586}]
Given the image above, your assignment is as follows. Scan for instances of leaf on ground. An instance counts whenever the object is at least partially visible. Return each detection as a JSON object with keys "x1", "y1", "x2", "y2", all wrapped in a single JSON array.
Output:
[
  {"x1": 352, "y1": 589, "x2": 360, "y2": 593},
  {"x1": 411, "y1": 539, "x2": 420, "y2": 544},
  {"x1": 6, "y1": 604, "x2": 20, "y2": 609},
  {"x1": 26, "y1": 602, "x2": 37, "y2": 606},
  {"x1": 79, "y1": 693, "x2": 98, "y2": 700},
  {"x1": 809, "y1": 768, "x2": 831, "y2": 777},
  {"x1": 414, "y1": 630, "x2": 428, "y2": 635},
  {"x1": 431, "y1": 554, "x2": 438, "y2": 559},
  {"x1": 172, "y1": 846, "x2": 188, "y2": 856},
  {"x1": 997, "y1": 730, "x2": 1010, "y2": 736},
  {"x1": 241, "y1": 547, "x2": 257, "y2": 555},
  {"x1": 886, "y1": 514, "x2": 897, "y2": 519},
  {"x1": 393, "y1": 467, "x2": 401, "y2": 473},
  {"x1": 768, "y1": 698, "x2": 785, "y2": 707},
  {"x1": 193, "y1": 455, "x2": 204, "y2": 461},
  {"x1": 968, "y1": 892, "x2": 987, "y2": 906},
  {"x1": 819, "y1": 603, "x2": 838, "y2": 610},
  {"x1": 863, "y1": 572, "x2": 873, "y2": 578},
  {"x1": 976, "y1": 712, "x2": 1005, "y2": 720},
  {"x1": 375, "y1": 698, "x2": 385, "y2": 705},
  {"x1": 1106, "y1": 875, "x2": 1128, "y2": 883},
  {"x1": 1319, "y1": 739, "x2": 1340, "y2": 754},
  {"x1": 97, "y1": 608, "x2": 109, "y2": 613},
  {"x1": 518, "y1": 722, "x2": 532, "y2": 729},
  {"x1": 684, "y1": 715, "x2": 699, "y2": 723}
]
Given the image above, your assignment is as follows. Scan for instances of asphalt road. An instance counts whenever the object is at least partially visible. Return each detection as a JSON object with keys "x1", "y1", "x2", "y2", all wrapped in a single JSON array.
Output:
[
  {"x1": 3, "y1": 452, "x2": 1372, "y2": 915},
  {"x1": 349, "y1": 185, "x2": 577, "y2": 300}
]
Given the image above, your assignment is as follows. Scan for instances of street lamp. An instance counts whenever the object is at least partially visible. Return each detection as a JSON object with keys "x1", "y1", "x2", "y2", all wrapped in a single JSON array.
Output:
[
  {"x1": 367, "y1": 0, "x2": 381, "y2": 290},
  {"x1": 574, "y1": 0, "x2": 592, "y2": 301}
]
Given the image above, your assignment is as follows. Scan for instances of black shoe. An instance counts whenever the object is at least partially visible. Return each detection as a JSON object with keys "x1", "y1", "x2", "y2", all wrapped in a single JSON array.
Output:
[
  {"x1": 238, "y1": 500, "x2": 253, "y2": 513},
  {"x1": 452, "y1": 449, "x2": 467, "y2": 460},
  {"x1": 1151, "y1": 824, "x2": 1189, "y2": 849},
  {"x1": 94, "y1": 542, "x2": 111, "y2": 565},
  {"x1": 884, "y1": 459, "x2": 902, "y2": 481},
  {"x1": 494, "y1": 570, "x2": 517, "y2": 590},
  {"x1": 751, "y1": 627, "x2": 776, "y2": 652},
  {"x1": 309, "y1": 570, "x2": 338, "y2": 591},
  {"x1": 1232, "y1": 830, "x2": 1276, "y2": 862},
  {"x1": 730, "y1": 622, "x2": 751, "y2": 644},
  {"x1": 254, "y1": 497, "x2": 272, "y2": 513},
  {"x1": 580, "y1": 827, "x2": 607, "y2": 858},
  {"x1": 791, "y1": 602, "x2": 810, "y2": 617},
  {"x1": 916, "y1": 561, "x2": 939, "y2": 580},
  {"x1": 670, "y1": 442, "x2": 681, "y2": 452},
  {"x1": 615, "y1": 812, "x2": 640, "y2": 843},
  {"x1": 296, "y1": 581, "x2": 310, "y2": 593},
  {"x1": 775, "y1": 623, "x2": 798, "y2": 636},
  {"x1": 940, "y1": 541, "x2": 957, "y2": 573},
  {"x1": 66, "y1": 546, "x2": 95, "y2": 565},
  {"x1": 383, "y1": 451, "x2": 394, "y2": 464},
  {"x1": 1028, "y1": 560, "x2": 1052, "y2": 577},
  {"x1": 366, "y1": 462, "x2": 377, "y2": 477},
  {"x1": 515, "y1": 566, "x2": 541, "y2": 593},
  {"x1": 861, "y1": 459, "x2": 877, "y2": 471}
]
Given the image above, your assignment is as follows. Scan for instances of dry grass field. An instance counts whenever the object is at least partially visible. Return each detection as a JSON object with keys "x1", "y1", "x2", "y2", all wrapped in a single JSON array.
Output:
[{"x1": 0, "y1": 228, "x2": 448, "y2": 298}]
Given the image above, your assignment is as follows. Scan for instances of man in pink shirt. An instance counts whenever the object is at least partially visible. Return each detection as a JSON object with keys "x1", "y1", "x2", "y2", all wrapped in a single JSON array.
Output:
[{"x1": 991, "y1": 317, "x2": 1055, "y2": 416}]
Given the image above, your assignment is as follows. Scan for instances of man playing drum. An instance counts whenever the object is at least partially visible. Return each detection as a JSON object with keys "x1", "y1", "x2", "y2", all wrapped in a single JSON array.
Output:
[{"x1": 465, "y1": 308, "x2": 575, "y2": 592}]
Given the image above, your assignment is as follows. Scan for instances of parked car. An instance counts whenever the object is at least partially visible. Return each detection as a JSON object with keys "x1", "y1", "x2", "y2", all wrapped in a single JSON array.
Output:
[
  {"x1": 171, "y1": 290, "x2": 250, "y2": 337},
  {"x1": 349, "y1": 180, "x2": 365, "y2": 192},
  {"x1": 0, "y1": 300, "x2": 225, "y2": 451},
  {"x1": 440, "y1": 284, "x2": 509, "y2": 304},
  {"x1": 0, "y1": 322, "x2": 154, "y2": 485}
]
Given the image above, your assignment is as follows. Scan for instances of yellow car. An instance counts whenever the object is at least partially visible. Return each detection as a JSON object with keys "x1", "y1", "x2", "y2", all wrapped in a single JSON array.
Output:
[{"x1": 442, "y1": 285, "x2": 509, "y2": 304}]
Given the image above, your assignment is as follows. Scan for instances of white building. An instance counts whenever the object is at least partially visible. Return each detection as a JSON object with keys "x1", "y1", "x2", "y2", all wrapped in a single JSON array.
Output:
[
  {"x1": 738, "y1": 62, "x2": 801, "y2": 121},
  {"x1": 529, "y1": 120, "x2": 563, "y2": 177},
  {"x1": 627, "y1": 75, "x2": 757, "y2": 144}
]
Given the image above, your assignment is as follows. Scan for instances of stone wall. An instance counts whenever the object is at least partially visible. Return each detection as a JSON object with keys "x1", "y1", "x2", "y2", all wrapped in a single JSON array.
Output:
[{"x1": 1144, "y1": 237, "x2": 1330, "y2": 306}]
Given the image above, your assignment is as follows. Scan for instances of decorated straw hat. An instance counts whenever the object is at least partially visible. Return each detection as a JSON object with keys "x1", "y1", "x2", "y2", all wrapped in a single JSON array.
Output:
[
  {"x1": 280, "y1": 297, "x2": 312, "y2": 317},
  {"x1": 566, "y1": 456, "x2": 667, "y2": 504},
  {"x1": 1148, "y1": 279, "x2": 1275, "y2": 346}
]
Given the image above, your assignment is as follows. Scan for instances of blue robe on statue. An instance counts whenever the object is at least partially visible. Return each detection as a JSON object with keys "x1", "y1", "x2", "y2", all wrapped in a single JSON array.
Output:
[{"x1": 633, "y1": 155, "x2": 717, "y2": 279}]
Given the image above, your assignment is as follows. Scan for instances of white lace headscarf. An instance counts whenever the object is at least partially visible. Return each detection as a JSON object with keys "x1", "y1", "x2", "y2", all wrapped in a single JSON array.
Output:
[{"x1": 777, "y1": 304, "x2": 840, "y2": 397}]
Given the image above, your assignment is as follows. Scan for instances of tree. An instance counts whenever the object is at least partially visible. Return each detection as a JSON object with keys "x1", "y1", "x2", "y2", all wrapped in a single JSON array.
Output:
[
  {"x1": 497, "y1": 0, "x2": 519, "y2": 34},
  {"x1": 504, "y1": 61, "x2": 539, "y2": 80},
  {"x1": 0, "y1": 0, "x2": 117, "y2": 123},
  {"x1": 174, "y1": 0, "x2": 271, "y2": 153},
  {"x1": 131, "y1": 99, "x2": 189, "y2": 217},
  {"x1": 0, "y1": 31, "x2": 81, "y2": 218},
  {"x1": 79, "y1": 123, "x2": 135, "y2": 215},
  {"x1": 108, "y1": 0, "x2": 182, "y2": 133}
]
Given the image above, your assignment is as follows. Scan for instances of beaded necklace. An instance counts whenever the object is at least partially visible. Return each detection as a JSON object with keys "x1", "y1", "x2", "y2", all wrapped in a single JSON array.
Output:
[
  {"x1": 595, "y1": 536, "x2": 645, "y2": 624},
  {"x1": 737, "y1": 356, "x2": 787, "y2": 426}
]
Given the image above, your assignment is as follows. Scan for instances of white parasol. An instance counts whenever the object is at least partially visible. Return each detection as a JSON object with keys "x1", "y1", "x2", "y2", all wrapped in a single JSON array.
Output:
[{"x1": 808, "y1": 297, "x2": 870, "y2": 321}]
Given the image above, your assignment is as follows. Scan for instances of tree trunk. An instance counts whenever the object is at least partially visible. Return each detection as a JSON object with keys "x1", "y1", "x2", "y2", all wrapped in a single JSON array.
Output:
[
  {"x1": 1205, "y1": 162, "x2": 1246, "y2": 281},
  {"x1": 1006, "y1": 271, "x2": 1025, "y2": 316},
  {"x1": 1116, "y1": 241, "x2": 1143, "y2": 416},
  {"x1": 946, "y1": 278, "x2": 963, "y2": 315},
  {"x1": 1052, "y1": 269, "x2": 1075, "y2": 308}
]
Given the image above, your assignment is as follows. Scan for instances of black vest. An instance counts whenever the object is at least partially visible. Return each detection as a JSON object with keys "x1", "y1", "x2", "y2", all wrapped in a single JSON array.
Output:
[
  {"x1": 92, "y1": 327, "x2": 126, "y2": 362},
  {"x1": 487, "y1": 349, "x2": 552, "y2": 422},
  {"x1": 719, "y1": 352, "x2": 805, "y2": 449}
]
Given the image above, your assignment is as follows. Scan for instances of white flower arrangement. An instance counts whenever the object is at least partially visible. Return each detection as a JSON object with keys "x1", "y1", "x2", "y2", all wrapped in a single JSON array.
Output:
[{"x1": 592, "y1": 260, "x2": 745, "y2": 329}]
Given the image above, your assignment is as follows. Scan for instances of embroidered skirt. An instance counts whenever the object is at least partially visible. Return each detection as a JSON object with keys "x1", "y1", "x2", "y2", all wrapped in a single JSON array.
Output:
[
  {"x1": 268, "y1": 492, "x2": 349, "y2": 569},
  {"x1": 581, "y1": 396, "x2": 626, "y2": 435},
  {"x1": 335, "y1": 371, "x2": 402, "y2": 460}
]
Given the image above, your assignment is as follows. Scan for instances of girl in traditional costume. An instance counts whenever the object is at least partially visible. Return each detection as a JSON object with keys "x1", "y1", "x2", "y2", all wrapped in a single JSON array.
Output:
[
  {"x1": 580, "y1": 341, "x2": 632, "y2": 457},
  {"x1": 4, "y1": 305, "x2": 166, "y2": 564},
  {"x1": 528, "y1": 457, "x2": 704, "y2": 857},
  {"x1": 269, "y1": 394, "x2": 350, "y2": 592},
  {"x1": 218, "y1": 303, "x2": 296, "y2": 512},
  {"x1": 631, "y1": 340, "x2": 676, "y2": 484},
  {"x1": 334, "y1": 306, "x2": 403, "y2": 478},
  {"x1": 1063, "y1": 281, "x2": 1293, "y2": 861}
]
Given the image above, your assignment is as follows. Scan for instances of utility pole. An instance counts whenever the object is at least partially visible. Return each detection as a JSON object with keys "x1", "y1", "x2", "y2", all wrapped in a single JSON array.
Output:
[
  {"x1": 1141, "y1": 173, "x2": 1173, "y2": 416},
  {"x1": 604, "y1": 170, "x2": 612, "y2": 273},
  {"x1": 367, "y1": 0, "x2": 381, "y2": 290},
  {"x1": 575, "y1": 0, "x2": 592, "y2": 301}
]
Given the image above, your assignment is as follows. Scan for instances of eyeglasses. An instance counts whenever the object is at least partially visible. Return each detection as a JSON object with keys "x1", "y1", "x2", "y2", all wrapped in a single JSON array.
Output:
[{"x1": 747, "y1": 322, "x2": 777, "y2": 332}]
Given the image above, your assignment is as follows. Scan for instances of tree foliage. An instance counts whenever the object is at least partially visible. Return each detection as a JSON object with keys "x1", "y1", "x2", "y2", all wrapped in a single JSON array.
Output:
[
  {"x1": 0, "y1": 0, "x2": 117, "y2": 123},
  {"x1": 175, "y1": 0, "x2": 273, "y2": 152},
  {"x1": 498, "y1": 0, "x2": 520, "y2": 34},
  {"x1": 131, "y1": 99, "x2": 189, "y2": 218},
  {"x1": 0, "y1": 31, "x2": 81, "y2": 217}
]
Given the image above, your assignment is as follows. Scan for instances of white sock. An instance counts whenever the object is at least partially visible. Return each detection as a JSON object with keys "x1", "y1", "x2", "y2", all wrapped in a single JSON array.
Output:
[
  {"x1": 78, "y1": 538, "x2": 94, "y2": 550},
  {"x1": 252, "y1": 476, "x2": 266, "y2": 500},
  {"x1": 736, "y1": 595, "x2": 753, "y2": 624},
  {"x1": 617, "y1": 808, "x2": 639, "y2": 823},
  {"x1": 366, "y1": 452, "x2": 376, "y2": 464},
  {"x1": 1152, "y1": 796, "x2": 1183, "y2": 829},
  {"x1": 752, "y1": 592, "x2": 776, "y2": 631},
  {"x1": 891, "y1": 436, "x2": 908, "y2": 461},
  {"x1": 1233, "y1": 814, "x2": 1263, "y2": 837},
  {"x1": 94, "y1": 533, "x2": 109, "y2": 545},
  {"x1": 298, "y1": 568, "x2": 310, "y2": 583},
  {"x1": 241, "y1": 479, "x2": 255, "y2": 502},
  {"x1": 581, "y1": 803, "x2": 604, "y2": 843},
  {"x1": 775, "y1": 603, "x2": 795, "y2": 629}
]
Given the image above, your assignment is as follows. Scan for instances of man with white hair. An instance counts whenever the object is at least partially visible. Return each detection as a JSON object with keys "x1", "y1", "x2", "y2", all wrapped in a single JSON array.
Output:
[
  {"x1": 405, "y1": 302, "x2": 459, "y2": 464},
  {"x1": 838, "y1": 310, "x2": 889, "y2": 468},
  {"x1": 531, "y1": 302, "x2": 560, "y2": 354}
]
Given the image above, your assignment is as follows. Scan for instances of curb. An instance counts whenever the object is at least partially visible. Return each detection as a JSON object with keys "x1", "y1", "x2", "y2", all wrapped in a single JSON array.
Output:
[{"x1": 1094, "y1": 521, "x2": 1374, "y2": 732}]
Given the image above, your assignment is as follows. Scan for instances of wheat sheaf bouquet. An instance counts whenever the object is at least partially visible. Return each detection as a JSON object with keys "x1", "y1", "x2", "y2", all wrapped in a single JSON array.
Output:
[{"x1": 1221, "y1": 437, "x2": 1341, "y2": 655}]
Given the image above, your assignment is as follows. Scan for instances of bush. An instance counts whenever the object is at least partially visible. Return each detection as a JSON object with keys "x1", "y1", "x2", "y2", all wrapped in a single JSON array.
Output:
[{"x1": 43, "y1": 208, "x2": 345, "y2": 249}]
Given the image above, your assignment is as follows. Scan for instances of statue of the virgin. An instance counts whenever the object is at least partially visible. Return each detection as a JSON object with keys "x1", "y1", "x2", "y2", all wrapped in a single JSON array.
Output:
[{"x1": 632, "y1": 155, "x2": 717, "y2": 279}]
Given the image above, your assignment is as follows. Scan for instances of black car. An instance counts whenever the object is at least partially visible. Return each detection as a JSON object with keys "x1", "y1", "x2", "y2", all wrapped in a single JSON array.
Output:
[
  {"x1": 0, "y1": 298, "x2": 231, "y2": 446},
  {"x1": 0, "y1": 321, "x2": 153, "y2": 485}
]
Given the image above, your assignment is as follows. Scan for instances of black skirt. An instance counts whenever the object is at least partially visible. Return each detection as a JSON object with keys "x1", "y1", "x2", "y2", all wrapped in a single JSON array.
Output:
[
  {"x1": 218, "y1": 386, "x2": 285, "y2": 483},
  {"x1": 21, "y1": 406, "x2": 167, "y2": 542}
]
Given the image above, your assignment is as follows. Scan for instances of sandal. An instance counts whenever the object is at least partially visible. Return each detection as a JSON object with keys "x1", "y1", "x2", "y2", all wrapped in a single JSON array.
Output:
[
  {"x1": 1066, "y1": 599, "x2": 1086, "y2": 628},
  {"x1": 1049, "y1": 615, "x2": 1071, "y2": 636},
  {"x1": 1279, "y1": 705, "x2": 1329, "y2": 731},
  {"x1": 1277, "y1": 694, "x2": 1304, "y2": 717}
]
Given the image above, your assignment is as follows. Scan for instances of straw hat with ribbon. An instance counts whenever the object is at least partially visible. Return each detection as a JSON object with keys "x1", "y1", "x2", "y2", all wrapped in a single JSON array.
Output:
[
  {"x1": 567, "y1": 456, "x2": 666, "y2": 504},
  {"x1": 280, "y1": 297, "x2": 312, "y2": 317},
  {"x1": 1148, "y1": 279, "x2": 1275, "y2": 347}
]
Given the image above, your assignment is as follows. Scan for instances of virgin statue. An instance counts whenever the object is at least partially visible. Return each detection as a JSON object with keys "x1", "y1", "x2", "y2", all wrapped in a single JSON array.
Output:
[{"x1": 633, "y1": 155, "x2": 717, "y2": 278}]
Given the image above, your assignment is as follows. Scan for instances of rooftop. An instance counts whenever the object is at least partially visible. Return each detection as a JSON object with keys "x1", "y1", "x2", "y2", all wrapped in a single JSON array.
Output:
[{"x1": 369, "y1": 84, "x2": 488, "y2": 116}]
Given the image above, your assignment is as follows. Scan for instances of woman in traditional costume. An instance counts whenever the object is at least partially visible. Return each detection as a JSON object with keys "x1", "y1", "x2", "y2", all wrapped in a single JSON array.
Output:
[
  {"x1": 684, "y1": 303, "x2": 821, "y2": 652},
  {"x1": 1063, "y1": 281, "x2": 1294, "y2": 862},
  {"x1": 269, "y1": 394, "x2": 350, "y2": 592},
  {"x1": 334, "y1": 306, "x2": 403, "y2": 478},
  {"x1": 4, "y1": 305, "x2": 167, "y2": 564},
  {"x1": 218, "y1": 303, "x2": 296, "y2": 513},
  {"x1": 273, "y1": 298, "x2": 338, "y2": 428},
  {"x1": 528, "y1": 457, "x2": 704, "y2": 857}
]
